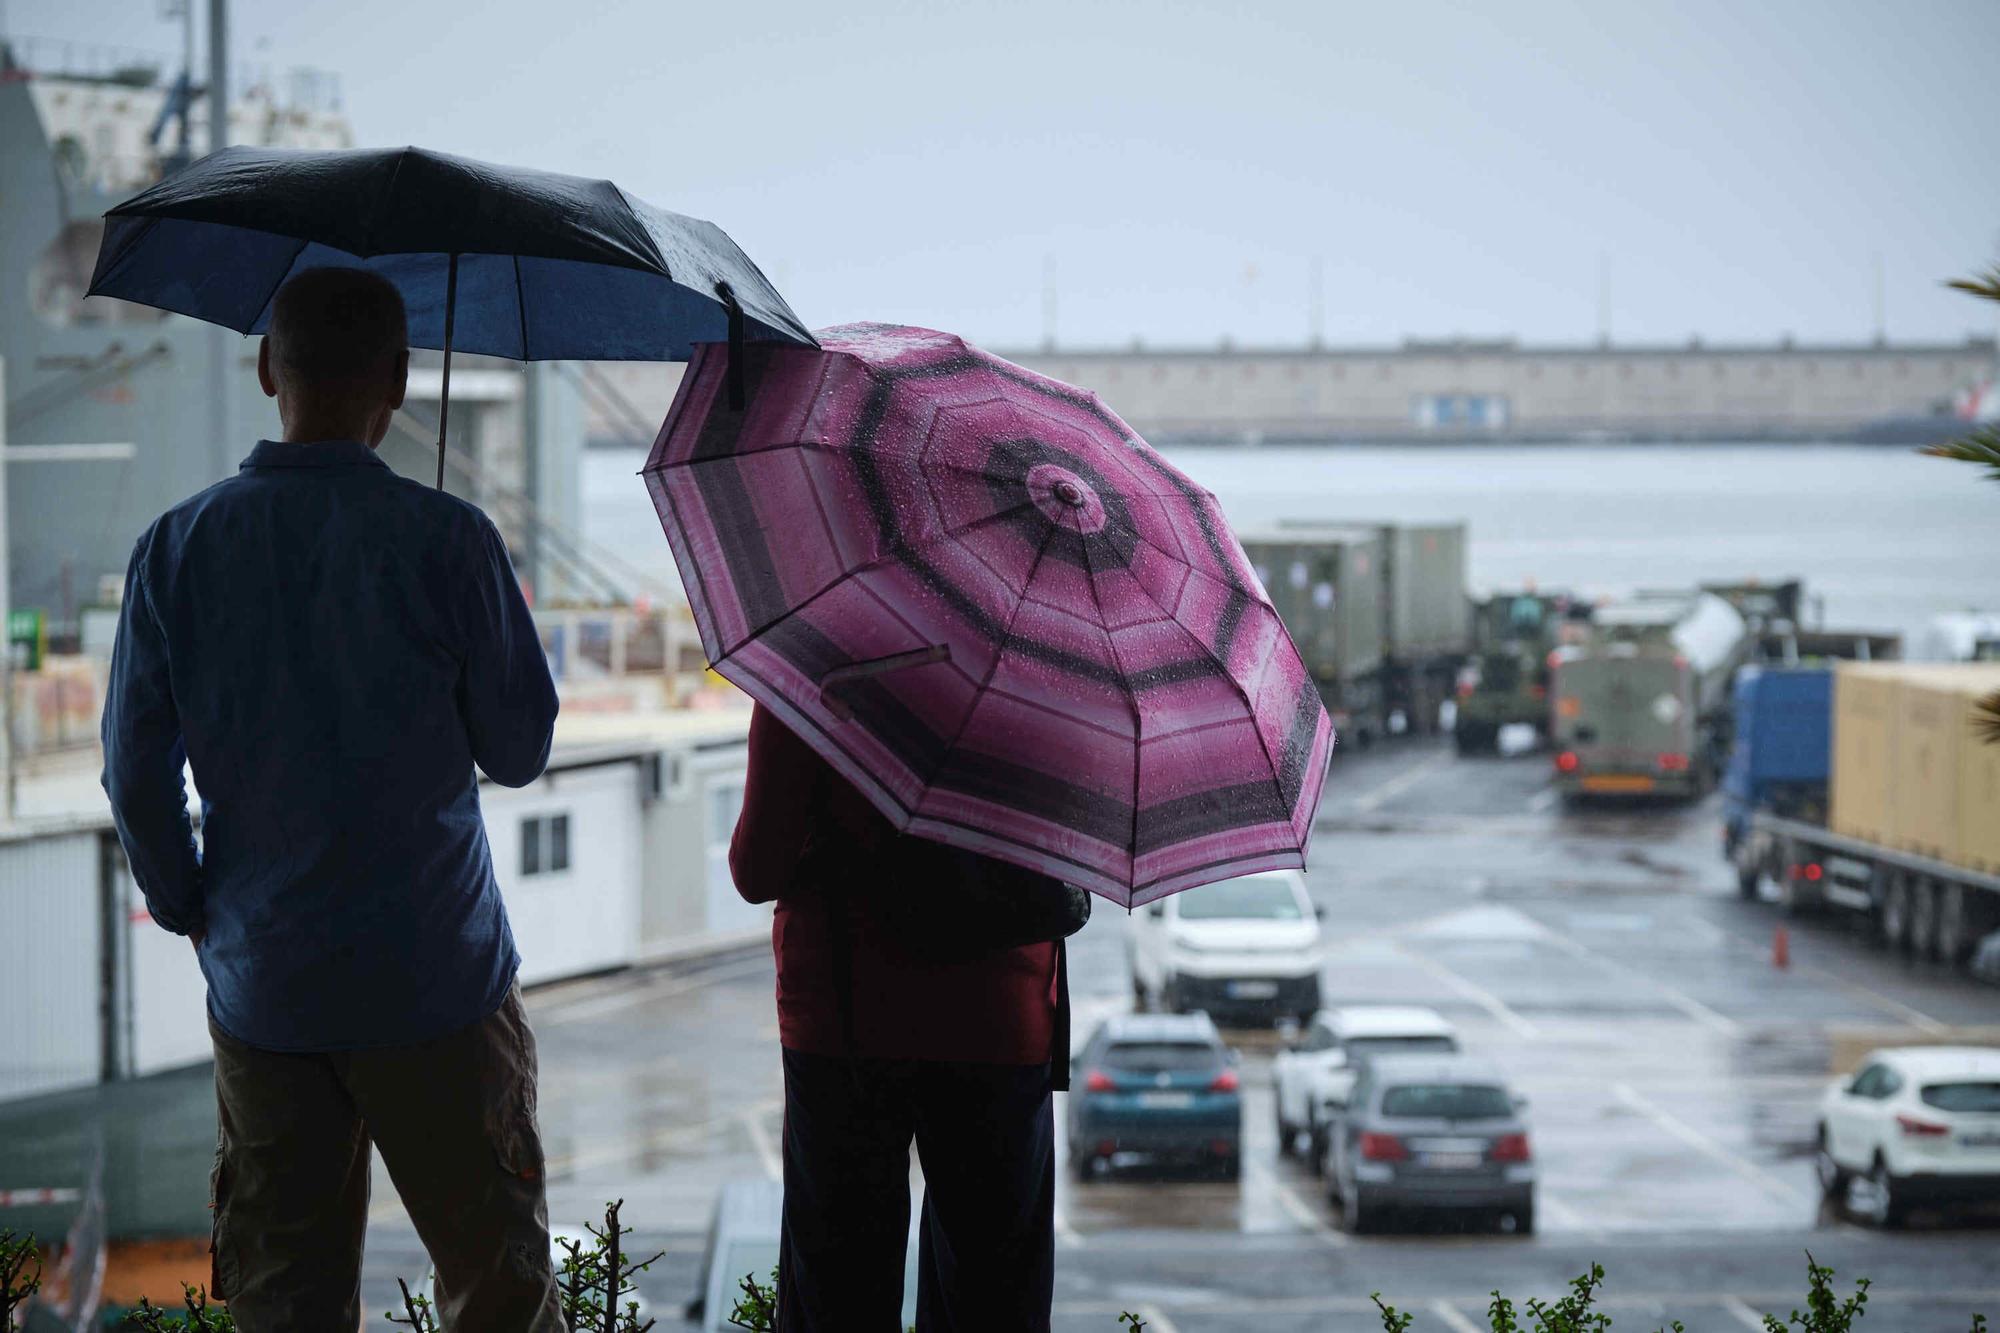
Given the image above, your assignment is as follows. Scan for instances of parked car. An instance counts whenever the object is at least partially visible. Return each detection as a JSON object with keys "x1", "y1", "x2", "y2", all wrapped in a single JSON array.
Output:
[
  {"x1": 1271, "y1": 1005, "x2": 1459, "y2": 1170},
  {"x1": 685, "y1": 1179, "x2": 917, "y2": 1329},
  {"x1": 1127, "y1": 869, "x2": 1322, "y2": 1025},
  {"x1": 1319, "y1": 1053, "x2": 1535, "y2": 1234},
  {"x1": 1068, "y1": 1013, "x2": 1242, "y2": 1180},
  {"x1": 1815, "y1": 1046, "x2": 2000, "y2": 1228}
]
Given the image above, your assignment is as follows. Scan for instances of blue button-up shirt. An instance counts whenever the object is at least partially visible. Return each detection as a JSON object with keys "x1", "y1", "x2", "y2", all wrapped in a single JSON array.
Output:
[{"x1": 101, "y1": 439, "x2": 559, "y2": 1052}]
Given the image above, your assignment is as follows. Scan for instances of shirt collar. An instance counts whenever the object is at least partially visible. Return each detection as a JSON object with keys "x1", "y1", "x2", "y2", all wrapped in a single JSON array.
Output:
[{"x1": 240, "y1": 439, "x2": 391, "y2": 471}]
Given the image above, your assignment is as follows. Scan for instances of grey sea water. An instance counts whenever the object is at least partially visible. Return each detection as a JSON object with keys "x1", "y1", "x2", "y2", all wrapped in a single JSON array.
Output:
[{"x1": 585, "y1": 443, "x2": 1999, "y2": 647}]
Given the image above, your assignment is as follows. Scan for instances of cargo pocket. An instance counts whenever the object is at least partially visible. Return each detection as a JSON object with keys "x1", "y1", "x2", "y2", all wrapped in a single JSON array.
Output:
[
  {"x1": 484, "y1": 991, "x2": 546, "y2": 1183},
  {"x1": 207, "y1": 1144, "x2": 237, "y2": 1299}
]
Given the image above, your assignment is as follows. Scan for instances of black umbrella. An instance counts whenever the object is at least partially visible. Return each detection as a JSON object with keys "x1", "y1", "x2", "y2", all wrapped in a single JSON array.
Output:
[{"x1": 87, "y1": 144, "x2": 815, "y2": 487}]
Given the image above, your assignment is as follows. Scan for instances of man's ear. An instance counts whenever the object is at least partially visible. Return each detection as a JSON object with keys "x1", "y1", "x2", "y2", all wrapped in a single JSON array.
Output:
[
  {"x1": 388, "y1": 348, "x2": 409, "y2": 411},
  {"x1": 256, "y1": 337, "x2": 277, "y2": 399}
]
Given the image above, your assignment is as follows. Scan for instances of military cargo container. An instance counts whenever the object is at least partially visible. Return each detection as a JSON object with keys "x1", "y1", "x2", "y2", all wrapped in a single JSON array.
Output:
[{"x1": 1240, "y1": 526, "x2": 1384, "y2": 743}]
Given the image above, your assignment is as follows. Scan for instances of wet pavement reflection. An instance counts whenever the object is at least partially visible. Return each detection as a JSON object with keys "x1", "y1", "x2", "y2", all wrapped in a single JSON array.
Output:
[{"x1": 355, "y1": 737, "x2": 2000, "y2": 1329}]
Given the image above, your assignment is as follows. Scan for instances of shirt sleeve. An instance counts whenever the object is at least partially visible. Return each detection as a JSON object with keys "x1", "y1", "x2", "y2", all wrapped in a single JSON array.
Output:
[
  {"x1": 729, "y1": 704, "x2": 825, "y2": 905},
  {"x1": 100, "y1": 533, "x2": 204, "y2": 937},
  {"x1": 458, "y1": 518, "x2": 560, "y2": 788}
]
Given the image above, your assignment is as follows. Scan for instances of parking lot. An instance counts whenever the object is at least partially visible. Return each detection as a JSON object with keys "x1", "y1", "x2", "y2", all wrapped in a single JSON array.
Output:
[{"x1": 362, "y1": 738, "x2": 2000, "y2": 1330}]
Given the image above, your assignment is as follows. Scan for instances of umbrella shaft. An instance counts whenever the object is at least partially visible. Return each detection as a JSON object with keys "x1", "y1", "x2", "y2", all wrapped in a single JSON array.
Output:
[{"x1": 435, "y1": 252, "x2": 459, "y2": 491}]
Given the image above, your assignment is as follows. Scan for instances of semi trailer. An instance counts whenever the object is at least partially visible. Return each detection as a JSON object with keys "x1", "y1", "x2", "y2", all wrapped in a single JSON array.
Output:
[
  {"x1": 1727, "y1": 661, "x2": 2000, "y2": 967},
  {"x1": 1241, "y1": 522, "x2": 1470, "y2": 747}
]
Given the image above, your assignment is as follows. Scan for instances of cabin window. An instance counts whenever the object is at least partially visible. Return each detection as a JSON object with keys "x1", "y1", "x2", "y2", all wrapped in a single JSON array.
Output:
[{"x1": 521, "y1": 813, "x2": 572, "y2": 876}]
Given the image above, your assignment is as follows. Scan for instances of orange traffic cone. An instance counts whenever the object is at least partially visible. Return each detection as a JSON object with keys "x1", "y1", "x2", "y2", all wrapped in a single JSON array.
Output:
[{"x1": 1772, "y1": 925, "x2": 1790, "y2": 970}]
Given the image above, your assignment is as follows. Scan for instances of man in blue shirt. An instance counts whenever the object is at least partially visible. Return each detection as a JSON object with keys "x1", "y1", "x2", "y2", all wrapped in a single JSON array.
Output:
[{"x1": 102, "y1": 267, "x2": 564, "y2": 1331}]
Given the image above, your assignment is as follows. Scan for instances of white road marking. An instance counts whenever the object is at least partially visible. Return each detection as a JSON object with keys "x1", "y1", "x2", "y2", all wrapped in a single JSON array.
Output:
[
  {"x1": 1393, "y1": 944, "x2": 1543, "y2": 1040},
  {"x1": 1248, "y1": 1159, "x2": 1348, "y2": 1246},
  {"x1": 1538, "y1": 929, "x2": 1743, "y2": 1038},
  {"x1": 1430, "y1": 1299, "x2": 1485, "y2": 1333},
  {"x1": 1134, "y1": 1303, "x2": 1183, "y2": 1333},
  {"x1": 1052, "y1": 1205, "x2": 1084, "y2": 1250},
  {"x1": 1721, "y1": 1295, "x2": 1770, "y2": 1330},
  {"x1": 1536, "y1": 1190, "x2": 1596, "y2": 1233},
  {"x1": 742, "y1": 1106, "x2": 782, "y2": 1182},
  {"x1": 1773, "y1": 957, "x2": 1951, "y2": 1035},
  {"x1": 1610, "y1": 1082, "x2": 1805, "y2": 1205},
  {"x1": 1353, "y1": 752, "x2": 1452, "y2": 813},
  {"x1": 543, "y1": 1095, "x2": 787, "y2": 1180}
]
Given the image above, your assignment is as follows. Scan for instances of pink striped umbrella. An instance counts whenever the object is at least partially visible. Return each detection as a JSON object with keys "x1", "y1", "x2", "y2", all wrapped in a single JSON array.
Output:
[{"x1": 643, "y1": 324, "x2": 1333, "y2": 906}]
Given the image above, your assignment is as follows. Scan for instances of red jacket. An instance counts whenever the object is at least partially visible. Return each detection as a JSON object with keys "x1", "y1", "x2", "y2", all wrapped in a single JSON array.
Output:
[{"x1": 729, "y1": 705, "x2": 1057, "y2": 1065}]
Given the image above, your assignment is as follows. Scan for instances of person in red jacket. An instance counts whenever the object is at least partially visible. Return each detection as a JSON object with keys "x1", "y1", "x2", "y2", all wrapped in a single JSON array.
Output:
[{"x1": 730, "y1": 703, "x2": 1058, "y2": 1332}]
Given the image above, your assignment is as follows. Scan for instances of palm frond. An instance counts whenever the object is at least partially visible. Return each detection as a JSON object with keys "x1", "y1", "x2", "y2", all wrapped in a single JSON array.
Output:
[
  {"x1": 1924, "y1": 425, "x2": 2000, "y2": 484},
  {"x1": 1946, "y1": 266, "x2": 2000, "y2": 304},
  {"x1": 1977, "y1": 690, "x2": 2000, "y2": 746}
]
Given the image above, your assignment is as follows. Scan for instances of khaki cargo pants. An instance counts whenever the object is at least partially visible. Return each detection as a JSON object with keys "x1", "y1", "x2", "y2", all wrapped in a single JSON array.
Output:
[{"x1": 206, "y1": 984, "x2": 564, "y2": 1332}]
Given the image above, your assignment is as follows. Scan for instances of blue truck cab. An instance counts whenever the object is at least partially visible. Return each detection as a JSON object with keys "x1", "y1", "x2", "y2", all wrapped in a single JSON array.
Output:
[{"x1": 1721, "y1": 666, "x2": 1832, "y2": 858}]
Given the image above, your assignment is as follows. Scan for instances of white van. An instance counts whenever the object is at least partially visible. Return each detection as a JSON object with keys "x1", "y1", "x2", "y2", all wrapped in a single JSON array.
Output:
[{"x1": 1127, "y1": 869, "x2": 1322, "y2": 1026}]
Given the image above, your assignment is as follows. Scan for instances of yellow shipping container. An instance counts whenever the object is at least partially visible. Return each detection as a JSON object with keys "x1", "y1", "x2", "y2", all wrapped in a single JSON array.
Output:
[
  {"x1": 1952, "y1": 670, "x2": 2000, "y2": 875},
  {"x1": 1830, "y1": 663, "x2": 1902, "y2": 847},
  {"x1": 1891, "y1": 669, "x2": 1968, "y2": 862}
]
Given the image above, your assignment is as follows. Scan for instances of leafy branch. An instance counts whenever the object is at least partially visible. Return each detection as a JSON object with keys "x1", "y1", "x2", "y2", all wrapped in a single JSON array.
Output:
[{"x1": 1, "y1": 1230, "x2": 41, "y2": 1333}]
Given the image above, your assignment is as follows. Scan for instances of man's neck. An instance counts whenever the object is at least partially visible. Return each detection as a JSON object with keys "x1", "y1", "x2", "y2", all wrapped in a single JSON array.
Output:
[{"x1": 278, "y1": 427, "x2": 374, "y2": 446}]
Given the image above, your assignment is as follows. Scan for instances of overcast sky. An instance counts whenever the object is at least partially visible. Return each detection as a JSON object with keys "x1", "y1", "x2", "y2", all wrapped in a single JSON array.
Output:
[{"x1": 10, "y1": 0, "x2": 1999, "y2": 348}]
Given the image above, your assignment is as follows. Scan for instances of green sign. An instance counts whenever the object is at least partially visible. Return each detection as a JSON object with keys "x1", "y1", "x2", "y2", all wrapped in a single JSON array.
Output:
[{"x1": 8, "y1": 609, "x2": 45, "y2": 671}]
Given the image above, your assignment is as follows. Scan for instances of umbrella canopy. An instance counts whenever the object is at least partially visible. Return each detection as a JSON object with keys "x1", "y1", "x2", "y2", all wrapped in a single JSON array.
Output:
[
  {"x1": 87, "y1": 144, "x2": 814, "y2": 483},
  {"x1": 644, "y1": 324, "x2": 1333, "y2": 906}
]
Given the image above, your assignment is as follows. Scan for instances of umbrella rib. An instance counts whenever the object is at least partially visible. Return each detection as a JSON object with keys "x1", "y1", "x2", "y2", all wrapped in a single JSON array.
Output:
[
  {"x1": 513, "y1": 253, "x2": 530, "y2": 359},
  {"x1": 245, "y1": 236, "x2": 312, "y2": 335},
  {"x1": 1111, "y1": 545, "x2": 1295, "y2": 834},
  {"x1": 1073, "y1": 520, "x2": 1146, "y2": 878},
  {"x1": 713, "y1": 500, "x2": 1043, "y2": 662},
  {"x1": 918, "y1": 519, "x2": 1064, "y2": 797}
]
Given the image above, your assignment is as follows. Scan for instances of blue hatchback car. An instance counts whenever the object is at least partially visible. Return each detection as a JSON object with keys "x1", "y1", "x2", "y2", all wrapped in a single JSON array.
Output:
[{"x1": 1067, "y1": 1013, "x2": 1242, "y2": 1180}]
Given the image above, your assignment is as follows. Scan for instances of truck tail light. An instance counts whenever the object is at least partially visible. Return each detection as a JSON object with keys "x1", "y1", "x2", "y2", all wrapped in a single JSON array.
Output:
[
  {"x1": 1896, "y1": 1113, "x2": 1950, "y2": 1138},
  {"x1": 1209, "y1": 1069, "x2": 1239, "y2": 1093},
  {"x1": 1084, "y1": 1070, "x2": 1115, "y2": 1093},
  {"x1": 1657, "y1": 752, "x2": 1690, "y2": 772},
  {"x1": 1490, "y1": 1132, "x2": 1533, "y2": 1163},
  {"x1": 1358, "y1": 1131, "x2": 1409, "y2": 1162},
  {"x1": 1556, "y1": 750, "x2": 1580, "y2": 774}
]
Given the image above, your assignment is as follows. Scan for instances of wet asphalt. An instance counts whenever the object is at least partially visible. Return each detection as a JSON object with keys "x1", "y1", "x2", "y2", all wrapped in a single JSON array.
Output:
[{"x1": 361, "y1": 738, "x2": 2000, "y2": 1331}]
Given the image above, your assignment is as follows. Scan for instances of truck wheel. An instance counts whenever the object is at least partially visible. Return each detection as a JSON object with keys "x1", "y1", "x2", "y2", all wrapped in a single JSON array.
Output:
[
  {"x1": 1909, "y1": 879, "x2": 1940, "y2": 960},
  {"x1": 1935, "y1": 884, "x2": 1972, "y2": 966},
  {"x1": 1736, "y1": 857, "x2": 1760, "y2": 901},
  {"x1": 1878, "y1": 875, "x2": 1911, "y2": 952}
]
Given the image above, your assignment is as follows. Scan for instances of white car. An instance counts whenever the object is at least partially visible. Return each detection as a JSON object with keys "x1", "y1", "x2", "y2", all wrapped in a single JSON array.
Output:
[
  {"x1": 1128, "y1": 870, "x2": 1322, "y2": 1026},
  {"x1": 1815, "y1": 1046, "x2": 2000, "y2": 1227},
  {"x1": 1271, "y1": 1005, "x2": 1459, "y2": 1167}
]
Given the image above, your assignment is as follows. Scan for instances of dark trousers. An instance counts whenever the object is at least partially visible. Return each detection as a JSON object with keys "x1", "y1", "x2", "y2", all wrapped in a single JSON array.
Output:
[
  {"x1": 777, "y1": 1048, "x2": 1055, "y2": 1333},
  {"x1": 206, "y1": 984, "x2": 564, "y2": 1332}
]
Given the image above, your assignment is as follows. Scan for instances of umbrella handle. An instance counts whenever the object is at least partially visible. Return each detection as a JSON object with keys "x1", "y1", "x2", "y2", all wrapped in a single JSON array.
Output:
[
  {"x1": 819, "y1": 644, "x2": 952, "y2": 721},
  {"x1": 716, "y1": 281, "x2": 746, "y2": 410},
  {"x1": 436, "y1": 252, "x2": 459, "y2": 490}
]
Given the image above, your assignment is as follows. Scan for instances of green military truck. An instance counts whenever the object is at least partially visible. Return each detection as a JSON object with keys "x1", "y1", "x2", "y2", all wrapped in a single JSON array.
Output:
[
  {"x1": 1549, "y1": 591, "x2": 1751, "y2": 801},
  {"x1": 1453, "y1": 590, "x2": 1588, "y2": 754}
]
